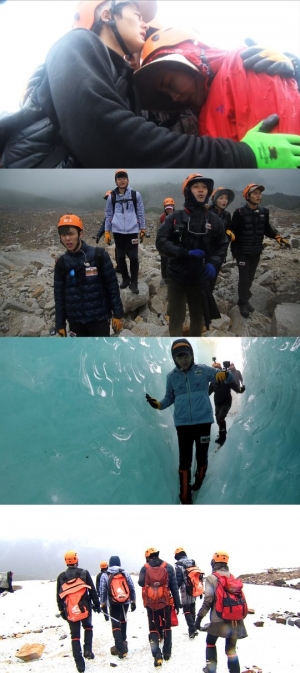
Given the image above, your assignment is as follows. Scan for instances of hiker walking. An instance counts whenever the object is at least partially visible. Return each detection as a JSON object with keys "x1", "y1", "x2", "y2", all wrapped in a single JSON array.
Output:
[
  {"x1": 209, "y1": 361, "x2": 245, "y2": 447},
  {"x1": 56, "y1": 551, "x2": 100, "y2": 673},
  {"x1": 138, "y1": 547, "x2": 180, "y2": 667},
  {"x1": 145, "y1": 339, "x2": 234, "y2": 504},
  {"x1": 228, "y1": 363, "x2": 243, "y2": 388},
  {"x1": 231, "y1": 183, "x2": 290, "y2": 317},
  {"x1": 99, "y1": 554, "x2": 136, "y2": 659},
  {"x1": 174, "y1": 547, "x2": 204, "y2": 638},
  {"x1": 104, "y1": 169, "x2": 146, "y2": 294},
  {"x1": 54, "y1": 213, "x2": 124, "y2": 336},
  {"x1": 156, "y1": 174, "x2": 228, "y2": 335},
  {"x1": 96, "y1": 561, "x2": 108, "y2": 599},
  {"x1": 158, "y1": 197, "x2": 175, "y2": 287},
  {"x1": 195, "y1": 551, "x2": 248, "y2": 673}
]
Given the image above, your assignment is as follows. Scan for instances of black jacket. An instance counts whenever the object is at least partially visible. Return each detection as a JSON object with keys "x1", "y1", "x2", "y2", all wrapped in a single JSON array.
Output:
[
  {"x1": 56, "y1": 566, "x2": 99, "y2": 614},
  {"x1": 209, "y1": 380, "x2": 240, "y2": 404},
  {"x1": 156, "y1": 208, "x2": 228, "y2": 284},
  {"x1": 54, "y1": 241, "x2": 124, "y2": 330},
  {"x1": 231, "y1": 204, "x2": 278, "y2": 256},
  {"x1": 208, "y1": 205, "x2": 232, "y2": 229},
  {"x1": 138, "y1": 557, "x2": 180, "y2": 611},
  {"x1": 0, "y1": 29, "x2": 256, "y2": 168}
]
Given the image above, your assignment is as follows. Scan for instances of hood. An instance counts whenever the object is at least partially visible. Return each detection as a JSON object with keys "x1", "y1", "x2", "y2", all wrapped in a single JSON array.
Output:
[{"x1": 109, "y1": 555, "x2": 121, "y2": 567}]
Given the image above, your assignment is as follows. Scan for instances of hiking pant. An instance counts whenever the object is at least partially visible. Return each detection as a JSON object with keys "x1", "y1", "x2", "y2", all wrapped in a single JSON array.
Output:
[
  {"x1": 206, "y1": 634, "x2": 240, "y2": 673},
  {"x1": 236, "y1": 254, "x2": 260, "y2": 306},
  {"x1": 176, "y1": 423, "x2": 211, "y2": 502},
  {"x1": 68, "y1": 319, "x2": 110, "y2": 337},
  {"x1": 215, "y1": 402, "x2": 231, "y2": 425},
  {"x1": 167, "y1": 277, "x2": 204, "y2": 336},
  {"x1": 113, "y1": 232, "x2": 139, "y2": 283},
  {"x1": 110, "y1": 603, "x2": 129, "y2": 655},
  {"x1": 69, "y1": 614, "x2": 93, "y2": 665},
  {"x1": 161, "y1": 255, "x2": 167, "y2": 280},
  {"x1": 147, "y1": 606, "x2": 172, "y2": 659},
  {"x1": 182, "y1": 601, "x2": 196, "y2": 635}
]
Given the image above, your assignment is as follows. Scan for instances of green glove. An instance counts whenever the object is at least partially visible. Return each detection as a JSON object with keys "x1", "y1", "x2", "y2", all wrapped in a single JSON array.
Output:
[{"x1": 242, "y1": 114, "x2": 300, "y2": 168}]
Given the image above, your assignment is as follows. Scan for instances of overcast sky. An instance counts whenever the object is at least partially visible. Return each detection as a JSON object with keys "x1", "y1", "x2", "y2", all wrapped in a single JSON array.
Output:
[
  {"x1": 0, "y1": 0, "x2": 299, "y2": 112},
  {"x1": 1, "y1": 169, "x2": 300, "y2": 197},
  {"x1": 0, "y1": 505, "x2": 298, "y2": 576}
]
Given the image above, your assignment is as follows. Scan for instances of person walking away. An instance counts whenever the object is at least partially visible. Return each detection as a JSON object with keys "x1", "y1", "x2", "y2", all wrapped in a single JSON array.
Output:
[
  {"x1": 174, "y1": 547, "x2": 204, "y2": 638},
  {"x1": 99, "y1": 554, "x2": 136, "y2": 659}
]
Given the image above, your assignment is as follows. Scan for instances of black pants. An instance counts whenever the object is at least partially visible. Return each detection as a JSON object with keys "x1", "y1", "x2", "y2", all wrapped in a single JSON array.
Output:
[
  {"x1": 182, "y1": 602, "x2": 196, "y2": 635},
  {"x1": 147, "y1": 606, "x2": 172, "y2": 659},
  {"x1": 69, "y1": 614, "x2": 93, "y2": 665},
  {"x1": 167, "y1": 277, "x2": 204, "y2": 336},
  {"x1": 161, "y1": 255, "x2": 168, "y2": 279},
  {"x1": 176, "y1": 423, "x2": 211, "y2": 471},
  {"x1": 110, "y1": 603, "x2": 129, "y2": 655},
  {"x1": 215, "y1": 401, "x2": 231, "y2": 424},
  {"x1": 113, "y1": 232, "x2": 139, "y2": 283},
  {"x1": 69, "y1": 319, "x2": 110, "y2": 336},
  {"x1": 206, "y1": 634, "x2": 239, "y2": 673},
  {"x1": 236, "y1": 254, "x2": 260, "y2": 306}
]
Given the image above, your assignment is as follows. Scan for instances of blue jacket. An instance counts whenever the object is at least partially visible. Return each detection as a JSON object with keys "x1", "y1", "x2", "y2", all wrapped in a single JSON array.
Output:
[
  {"x1": 99, "y1": 566, "x2": 136, "y2": 606},
  {"x1": 105, "y1": 187, "x2": 145, "y2": 234},
  {"x1": 159, "y1": 364, "x2": 234, "y2": 426},
  {"x1": 175, "y1": 557, "x2": 197, "y2": 605},
  {"x1": 54, "y1": 241, "x2": 124, "y2": 330}
]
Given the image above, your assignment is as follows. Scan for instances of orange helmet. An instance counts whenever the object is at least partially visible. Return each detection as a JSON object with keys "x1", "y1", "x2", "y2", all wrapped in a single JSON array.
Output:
[
  {"x1": 174, "y1": 547, "x2": 185, "y2": 556},
  {"x1": 57, "y1": 214, "x2": 84, "y2": 230},
  {"x1": 211, "y1": 187, "x2": 235, "y2": 206},
  {"x1": 145, "y1": 547, "x2": 158, "y2": 558},
  {"x1": 115, "y1": 169, "x2": 129, "y2": 182},
  {"x1": 73, "y1": 1, "x2": 157, "y2": 30},
  {"x1": 64, "y1": 550, "x2": 78, "y2": 565},
  {"x1": 141, "y1": 26, "x2": 199, "y2": 66},
  {"x1": 182, "y1": 173, "x2": 214, "y2": 197},
  {"x1": 213, "y1": 551, "x2": 229, "y2": 564},
  {"x1": 243, "y1": 184, "x2": 265, "y2": 200},
  {"x1": 100, "y1": 561, "x2": 108, "y2": 569},
  {"x1": 104, "y1": 190, "x2": 112, "y2": 199},
  {"x1": 212, "y1": 362, "x2": 222, "y2": 369},
  {"x1": 164, "y1": 197, "x2": 175, "y2": 209}
]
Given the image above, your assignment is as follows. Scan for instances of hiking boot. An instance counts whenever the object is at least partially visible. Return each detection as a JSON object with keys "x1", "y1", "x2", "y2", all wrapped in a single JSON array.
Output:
[
  {"x1": 247, "y1": 301, "x2": 254, "y2": 312},
  {"x1": 123, "y1": 641, "x2": 128, "y2": 654},
  {"x1": 129, "y1": 281, "x2": 139, "y2": 294},
  {"x1": 110, "y1": 646, "x2": 120, "y2": 656},
  {"x1": 163, "y1": 653, "x2": 171, "y2": 660},
  {"x1": 118, "y1": 652, "x2": 127, "y2": 659},
  {"x1": 239, "y1": 304, "x2": 249, "y2": 318},
  {"x1": 120, "y1": 278, "x2": 131, "y2": 289},
  {"x1": 154, "y1": 653, "x2": 163, "y2": 667},
  {"x1": 189, "y1": 631, "x2": 198, "y2": 639},
  {"x1": 75, "y1": 660, "x2": 85, "y2": 673},
  {"x1": 191, "y1": 465, "x2": 207, "y2": 492},
  {"x1": 83, "y1": 649, "x2": 94, "y2": 659}
]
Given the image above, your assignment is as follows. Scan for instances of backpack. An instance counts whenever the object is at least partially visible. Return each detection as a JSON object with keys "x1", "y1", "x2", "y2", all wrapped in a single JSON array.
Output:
[
  {"x1": 59, "y1": 572, "x2": 91, "y2": 622},
  {"x1": 111, "y1": 189, "x2": 138, "y2": 216},
  {"x1": 143, "y1": 562, "x2": 170, "y2": 610},
  {"x1": 184, "y1": 566, "x2": 204, "y2": 598},
  {"x1": 108, "y1": 572, "x2": 130, "y2": 603},
  {"x1": 213, "y1": 572, "x2": 248, "y2": 621},
  {"x1": 55, "y1": 247, "x2": 104, "y2": 282}
]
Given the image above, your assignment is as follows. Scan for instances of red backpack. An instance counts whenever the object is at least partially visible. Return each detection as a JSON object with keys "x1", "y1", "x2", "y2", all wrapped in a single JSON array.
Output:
[
  {"x1": 213, "y1": 572, "x2": 248, "y2": 621},
  {"x1": 185, "y1": 566, "x2": 204, "y2": 598},
  {"x1": 59, "y1": 575, "x2": 91, "y2": 622},
  {"x1": 143, "y1": 562, "x2": 170, "y2": 610},
  {"x1": 108, "y1": 572, "x2": 130, "y2": 603}
]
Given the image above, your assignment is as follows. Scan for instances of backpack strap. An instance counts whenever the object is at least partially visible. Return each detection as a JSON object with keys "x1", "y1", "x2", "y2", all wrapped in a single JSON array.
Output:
[{"x1": 111, "y1": 188, "x2": 138, "y2": 216}]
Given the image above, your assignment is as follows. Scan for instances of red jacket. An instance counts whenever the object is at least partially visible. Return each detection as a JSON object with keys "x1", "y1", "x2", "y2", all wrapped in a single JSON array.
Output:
[{"x1": 198, "y1": 48, "x2": 300, "y2": 140}]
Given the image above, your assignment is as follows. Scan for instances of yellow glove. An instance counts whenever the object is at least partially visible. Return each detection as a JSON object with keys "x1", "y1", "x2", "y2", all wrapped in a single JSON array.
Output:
[
  {"x1": 275, "y1": 234, "x2": 290, "y2": 247},
  {"x1": 104, "y1": 231, "x2": 112, "y2": 245},
  {"x1": 112, "y1": 318, "x2": 124, "y2": 334},
  {"x1": 215, "y1": 371, "x2": 227, "y2": 383},
  {"x1": 226, "y1": 229, "x2": 235, "y2": 242},
  {"x1": 140, "y1": 229, "x2": 146, "y2": 242},
  {"x1": 145, "y1": 394, "x2": 162, "y2": 409},
  {"x1": 57, "y1": 328, "x2": 66, "y2": 337}
]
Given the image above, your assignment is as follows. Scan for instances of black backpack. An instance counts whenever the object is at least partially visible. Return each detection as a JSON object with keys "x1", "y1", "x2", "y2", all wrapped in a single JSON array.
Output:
[{"x1": 111, "y1": 188, "x2": 138, "y2": 216}]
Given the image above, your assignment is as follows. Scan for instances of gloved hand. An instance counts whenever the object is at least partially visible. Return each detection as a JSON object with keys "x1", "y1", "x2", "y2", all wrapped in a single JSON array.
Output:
[
  {"x1": 239, "y1": 385, "x2": 246, "y2": 393},
  {"x1": 112, "y1": 318, "x2": 124, "y2": 334},
  {"x1": 225, "y1": 229, "x2": 235, "y2": 242},
  {"x1": 57, "y1": 328, "x2": 66, "y2": 337},
  {"x1": 189, "y1": 249, "x2": 206, "y2": 259},
  {"x1": 100, "y1": 603, "x2": 109, "y2": 621},
  {"x1": 104, "y1": 231, "x2": 112, "y2": 245},
  {"x1": 195, "y1": 614, "x2": 202, "y2": 630},
  {"x1": 241, "y1": 114, "x2": 300, "y2": 168},
  {"x1": 131, "y1": 601, "x2": 136, "y2": 612},
  {"x1": 60, "y1": 609, "x2": 67, "y2": 621},
  {"x1": 145, "y1": 393, "x2": 161, "y2": 410},
  {"x1": 92, "y1": 604, "x2": 101, "y2": 613},
  {"x1": 95, "y1": 236, "x2": 100, "y2": 244},
  {"x1": 241, "y1": 38, "x2": 295, "y2": 77},
  {"x1": 175, "y1": 606, "x2": 180, "y2": 615},
  {"x1": 203, "y1": 263, "x2": 217, "y2": 280},
  {"x1": 275, "y1": 234, "x2": 291, "y2": 247},
  {"x1": 216, "y1": 371, "x2": 227, "y2": 383},
  {"x1": 140, "y1": 229, "x2": 146, "y2": 242}
]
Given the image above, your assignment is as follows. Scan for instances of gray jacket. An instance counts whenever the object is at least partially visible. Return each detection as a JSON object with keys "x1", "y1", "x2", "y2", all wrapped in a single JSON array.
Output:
[{"x1": 197, "y1": 569, "x2": 247, "y2": 639}]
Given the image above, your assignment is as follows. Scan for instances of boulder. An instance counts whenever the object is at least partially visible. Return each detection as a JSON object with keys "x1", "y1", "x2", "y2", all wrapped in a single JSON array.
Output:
[
  {"x1": 16, "y1": 643, "x2": 45, "y2": 661},
  {"x1": 271, "y1": 303, "x2": 300, "y2": 336}
]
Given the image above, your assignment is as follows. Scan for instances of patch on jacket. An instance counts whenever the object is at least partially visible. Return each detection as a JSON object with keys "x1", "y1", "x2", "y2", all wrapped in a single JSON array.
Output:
[
  {"x1": 85, "y1": 266, "x2": 98, "y2": 276},
  {"x1": 195, "y1": 369, "x2": 203, "y2": 375}
]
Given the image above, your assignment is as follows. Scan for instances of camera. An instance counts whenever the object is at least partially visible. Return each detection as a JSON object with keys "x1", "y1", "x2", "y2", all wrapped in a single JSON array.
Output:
[{"x1": 223, "y1": 360, "x2": 231, "y2": 370}]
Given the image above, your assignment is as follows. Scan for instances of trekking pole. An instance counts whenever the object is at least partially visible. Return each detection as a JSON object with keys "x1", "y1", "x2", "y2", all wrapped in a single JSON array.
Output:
[{"x1": 101, "y1": 611, "x2": 121, "y2": 624}]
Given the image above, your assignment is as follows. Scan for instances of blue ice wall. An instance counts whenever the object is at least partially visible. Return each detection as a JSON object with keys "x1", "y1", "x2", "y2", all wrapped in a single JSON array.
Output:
[{"x1": 0, "y1": 337, "x2": 299, "y2": 504}]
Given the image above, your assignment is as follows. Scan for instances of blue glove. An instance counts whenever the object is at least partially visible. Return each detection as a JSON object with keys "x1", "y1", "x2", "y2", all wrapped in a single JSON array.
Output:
[
  {"x1": 203, "y1": 263, "x2": 217, "y2": 279},
  {"x1": 189, "y1": 249, "x2": 206, "y2": 259}
]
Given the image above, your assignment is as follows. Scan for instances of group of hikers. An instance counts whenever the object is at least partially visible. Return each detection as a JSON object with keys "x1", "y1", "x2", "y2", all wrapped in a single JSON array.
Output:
[
  {"x1": 1, "y1": 0, "x2": 300, "y2": 168},
  {"x1": 53, "y1": 169, "x2": 290, "y2": 338},
  {"x1": 57, "y1": 547, "x2": 248, "y2": 673}
]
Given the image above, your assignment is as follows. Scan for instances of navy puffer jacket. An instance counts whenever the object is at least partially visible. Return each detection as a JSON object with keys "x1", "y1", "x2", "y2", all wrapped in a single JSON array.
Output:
[
  {"x1": 54, "y1": 241, "x2": 124, "y2": 330},
  {"x1": 231, "y1": 204, "x2": 278, "y2": 256}
]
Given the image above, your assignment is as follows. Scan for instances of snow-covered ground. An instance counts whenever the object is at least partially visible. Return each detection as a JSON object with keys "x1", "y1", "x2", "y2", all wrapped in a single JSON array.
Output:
[{"x1": 1, "y1": 578, "x2": 299, "y2": 673}]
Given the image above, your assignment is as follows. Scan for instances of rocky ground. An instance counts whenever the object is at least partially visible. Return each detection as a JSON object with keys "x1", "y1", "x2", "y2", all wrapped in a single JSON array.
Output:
[
  {"x1": 0, "y1": 206, "x2": 299, "y2": 337},
  {"x1": 239, "y1": 567, "x2": 300, "y2": 589}
]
